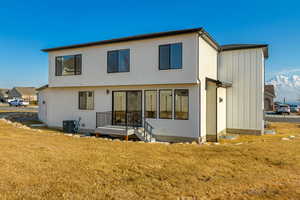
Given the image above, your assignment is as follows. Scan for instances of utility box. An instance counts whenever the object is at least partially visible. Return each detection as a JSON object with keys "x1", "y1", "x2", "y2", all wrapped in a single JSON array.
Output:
[{"x1": 63, "y1": 120, "x2": 76, "y2": 133}]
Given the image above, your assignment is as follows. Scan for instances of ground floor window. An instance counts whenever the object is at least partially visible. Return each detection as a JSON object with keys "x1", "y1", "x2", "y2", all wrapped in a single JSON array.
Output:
[
  {"x1": 144, "y1": 90, "x2": 157, "y2": 118},
  {"x1": 174, "y1": 89, "x2": 189, "y2": 120},
  {"x1": 113, "y1": 91, "x2": 126, "y2": 125},
  {"x1": 159, "y1": 90, "x2": 173, "y2": 119},
  {"x1": 79, "y1": 91, "x2": 94, "y2": 110}
]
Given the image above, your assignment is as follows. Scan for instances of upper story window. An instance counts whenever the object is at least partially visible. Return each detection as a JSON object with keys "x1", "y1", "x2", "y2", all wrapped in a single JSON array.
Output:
[
  {"x1": 159, "y1": 43, "x2": 182, "y2": 70},
  {"x1": 55, "y1": 54, "x2": 82, "y2": 76},
  {"x1": 107, "y1": 49, "x2": 130, "y2": 73}
]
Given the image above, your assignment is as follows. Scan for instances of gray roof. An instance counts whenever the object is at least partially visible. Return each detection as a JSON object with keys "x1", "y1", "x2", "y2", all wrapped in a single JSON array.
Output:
[
  {"x1": 41, "y1": 27, "x2": 268, "y2": 58},
  {"x1": 36, "y1": 84, "x2": 48, "y2": 91},
  {"x1": 41, "y1": 27, "x2": 220, "y2": 52},
  {"x1": 0, "y1": 88, "x2": 9, "y2": 92},
  {"x1": 221, "y1": 44, "x2": 269, "y2": 58},
  {"x1": 14, "y1": 87, "x2": 36, "y2": 96},
  {"x1": 0, "y1": 88, "x2": 9, "y2": 95}
]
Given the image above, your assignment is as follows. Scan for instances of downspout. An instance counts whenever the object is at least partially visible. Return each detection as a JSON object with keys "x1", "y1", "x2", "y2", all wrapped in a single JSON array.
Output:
[
  {"x1": 215, "y1": 43, "x2": 223, "y2": 142},
  {"x1": 216, "y1": 85, "x2": 219, "y2": 142},
  {"x1": 216, "y1": 50, "x2": 220, "y2": 142},
  {"x1": 196, "y1": 33, "x2": 201, "y2": 141}
]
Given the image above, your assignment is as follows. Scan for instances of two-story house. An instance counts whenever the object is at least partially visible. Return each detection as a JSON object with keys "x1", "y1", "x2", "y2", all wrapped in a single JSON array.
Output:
[{"x1": 38, "y1": 27, "x2": 268, "y2": 142}]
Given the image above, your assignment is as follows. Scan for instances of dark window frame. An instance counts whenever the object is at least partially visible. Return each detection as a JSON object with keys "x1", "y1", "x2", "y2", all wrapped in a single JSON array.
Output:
[
  {"x1": 159, "y1": 43, "x2": 182, "y2": 70},
  {"x1": 144, "y1": 90, "x2": 157, "y2": 119},
  {"x1": 78, "y1": 91, "x2": 94, "y2": 110},
  {"x1": 107, "y1": 49, "x2": 130, "y2": 73},
  {"x1": 55, "y1": 54, "x2": 82, "y2": 76},
  {"x1": 174, "y1": 89, "x2": 189, "y2": 120},
  {"x1": 159, "y1": 89, "x2": 173, "y2": 119},
  {"x1": 112, "y1": 90, "x2": 143, "y2": 126}
]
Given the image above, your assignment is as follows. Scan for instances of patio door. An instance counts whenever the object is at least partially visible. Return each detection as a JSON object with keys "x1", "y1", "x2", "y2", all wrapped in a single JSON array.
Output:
[{"x1": 112, "y1": 91, "x2": 142, "y2": 126}]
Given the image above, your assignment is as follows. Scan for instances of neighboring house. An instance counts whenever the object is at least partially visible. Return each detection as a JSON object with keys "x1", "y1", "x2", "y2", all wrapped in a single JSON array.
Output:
[
  {"x1": 38, "y1": 27, "x2": 268, "y2": 142},
  {"x1": 0, "y1": 89, "x2": 9, "y2": 102},
  {"x1": 8, "y1": 87, "x2": 37, "y2": 102},
  {"x1": 264, "y1": 85, "x2": 276, "y2": 111}
]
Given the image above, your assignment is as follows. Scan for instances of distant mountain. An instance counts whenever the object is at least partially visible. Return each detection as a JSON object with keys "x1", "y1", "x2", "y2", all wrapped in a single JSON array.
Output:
[{"x1": 267, "y1": 70, "x2": 300, "y2": 104}]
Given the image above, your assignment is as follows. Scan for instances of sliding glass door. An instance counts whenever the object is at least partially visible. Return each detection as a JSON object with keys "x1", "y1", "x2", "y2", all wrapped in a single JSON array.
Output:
[
  {"x1": 112, "y1": 91, "x2": 126, "y2": 125},
  {"x1": 112, "y1": 91, "x2": 142, "y2": 126}
]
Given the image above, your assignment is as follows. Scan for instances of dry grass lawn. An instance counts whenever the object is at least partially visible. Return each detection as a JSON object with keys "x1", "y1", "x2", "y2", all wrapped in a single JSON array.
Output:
[{"x1": 0, "y1": 120, "x2": 300, "y2": 200}]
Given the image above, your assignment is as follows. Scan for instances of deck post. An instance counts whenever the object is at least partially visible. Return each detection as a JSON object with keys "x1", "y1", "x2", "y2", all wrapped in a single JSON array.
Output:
[{"x1": 124, "y1": 135, "x2": 129, "y2": 141}]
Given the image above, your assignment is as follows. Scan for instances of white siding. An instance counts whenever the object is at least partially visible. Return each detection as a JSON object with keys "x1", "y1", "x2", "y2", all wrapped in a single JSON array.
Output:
[
  {"x1": 218, "y1": 49, "x2": 264, "y2": 132},
  {"x1": 43, "y1": 85, "x2": 200, "y2": 139},
  {"x1": 48, "y1": 33, "x2": 198, "y2": 88},
  {"x1": 198, "y1": 37, "x2": 218, "y2": 80},
  {"x1": 217, "y1": 87, "x2": 226, "y2": 133},
  {"x1": 38, "y1": 90, "x2": 48, "y2": 123},
  {"x1": 198, "y1": 36, "x2": 218, "y2": 137}
]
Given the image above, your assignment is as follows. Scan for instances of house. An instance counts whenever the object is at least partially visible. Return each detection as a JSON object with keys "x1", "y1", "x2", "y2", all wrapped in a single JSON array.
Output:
[
  {"x1": 38, "y1": 27, "x2": 268, "y2": 142},
  {"x1": 0, "y1": 89, "x2": 9, "y2": 102},
  {"x1": 8, "y1": 87, "x2": 37, "y2": 102},
  {"x1": 264, "y1": 85, "x2": 276, "y2": 111}
]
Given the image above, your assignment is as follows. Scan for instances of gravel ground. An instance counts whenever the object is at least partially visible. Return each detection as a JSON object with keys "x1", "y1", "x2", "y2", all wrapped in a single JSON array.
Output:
[
  {"x1": 0, "y1": 105, "x2": 38, "y2": 123},
  {"x1": 265, "y1": 114, "x2": 300, "y2": 123},
  {"x1": 0, "y1": 104, "x2": 38, "y2": 112}
]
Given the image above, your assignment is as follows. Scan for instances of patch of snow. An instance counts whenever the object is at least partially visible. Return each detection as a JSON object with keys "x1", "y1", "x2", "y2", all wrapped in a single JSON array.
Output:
[
  {"x1": 281, "y1": 137, "x2": 290, "y2": 141},
  {"x1": 234, "y1": 143, "x2": 243, "y2": 145},
  {"x1": 264, "y1": 130, "x2": 276, "y2": 135}
]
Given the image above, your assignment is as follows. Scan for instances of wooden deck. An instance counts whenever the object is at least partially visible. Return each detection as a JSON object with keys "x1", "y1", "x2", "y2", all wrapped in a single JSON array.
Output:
[{"x1": 95, "y1": 125, "x2": 135, "y2": 136}]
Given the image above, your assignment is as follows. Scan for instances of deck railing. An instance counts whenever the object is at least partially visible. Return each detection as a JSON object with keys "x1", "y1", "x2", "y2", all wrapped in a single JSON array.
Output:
[
  {"x1": 96, "y1": 111, "x2": 142, "y2": 128},
  {"x1": 96, "y1": 111, "x2": 112, "y2": 128},
  {"x1": 143, "y1": 120, "x2": 154, "y2": 142}
]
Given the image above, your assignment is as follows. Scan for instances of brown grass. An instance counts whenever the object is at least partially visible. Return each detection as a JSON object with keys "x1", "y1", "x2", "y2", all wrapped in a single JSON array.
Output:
[{"x1": 0, "y1": 121, "x2": 299, "y2": 200}]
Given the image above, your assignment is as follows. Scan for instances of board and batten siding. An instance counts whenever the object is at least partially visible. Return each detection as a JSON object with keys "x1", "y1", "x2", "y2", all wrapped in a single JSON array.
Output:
[{"x1": 218, "y1": 48, "x2": 264, "y2": 133}]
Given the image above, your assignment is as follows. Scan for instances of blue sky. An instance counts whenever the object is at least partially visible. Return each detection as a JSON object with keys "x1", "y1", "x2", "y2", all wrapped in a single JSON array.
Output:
[{"x1": 0, "y1": 0, "x2": 299, "y2": 88}]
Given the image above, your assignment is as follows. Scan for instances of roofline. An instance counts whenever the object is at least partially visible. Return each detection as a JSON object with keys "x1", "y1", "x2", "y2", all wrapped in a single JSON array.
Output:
[
  {"x1": 36, "y1": 84, "x2": 49, "y2": 91},
  {"x1": 221, "y1": 44, "x2": 269, "y2": 58},
  {"x1": 42, "y1": 27, "x2": 218, "y2": 52},
  {"x1": 221, "y1": 44, "x2": 268, "y2": 50},
  {"x1": 265, "y1": 91, "x2": 276, "y2": 98},
  {"x1": 199, "y1": 29, "x2": 220, "y2": 50}
]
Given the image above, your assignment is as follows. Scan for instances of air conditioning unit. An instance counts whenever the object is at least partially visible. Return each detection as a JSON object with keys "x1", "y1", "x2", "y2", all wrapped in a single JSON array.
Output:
[{"x1": 63, "y1": 120, "x2": 76, "y2": 133}]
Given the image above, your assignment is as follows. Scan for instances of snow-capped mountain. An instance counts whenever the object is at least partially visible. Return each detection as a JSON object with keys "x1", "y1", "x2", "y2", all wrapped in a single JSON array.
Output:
[{"x1": 267, "y1": 70, "x2": 300, "y2": 104}]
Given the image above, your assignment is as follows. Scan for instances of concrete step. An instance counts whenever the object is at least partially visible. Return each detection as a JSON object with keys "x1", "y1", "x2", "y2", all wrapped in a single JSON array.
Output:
[{"x1": 135, "y1": 129, "x2": 156, "y2": 142}]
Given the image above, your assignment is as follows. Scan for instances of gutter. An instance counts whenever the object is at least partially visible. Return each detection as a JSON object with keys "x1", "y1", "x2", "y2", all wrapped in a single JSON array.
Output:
[{"x1": 198, "y1": 31, "x2": 220, "y2": 51}]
